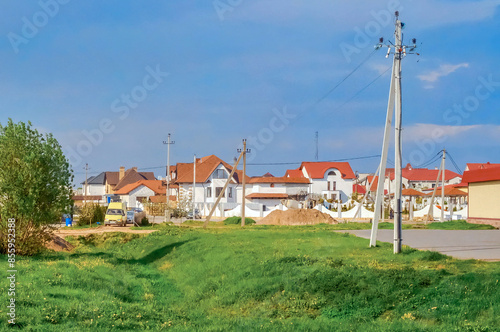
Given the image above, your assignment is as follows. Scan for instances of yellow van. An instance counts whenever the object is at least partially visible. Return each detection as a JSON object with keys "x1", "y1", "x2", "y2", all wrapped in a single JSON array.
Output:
[{"x1": 104, "y1": 202, "x2": 127, "y2": 226}]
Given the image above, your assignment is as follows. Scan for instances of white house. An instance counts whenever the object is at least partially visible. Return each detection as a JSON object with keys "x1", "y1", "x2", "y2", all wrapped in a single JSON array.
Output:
[
  {"x1": 113, "y1": 180, "x2": 166, "y2": 209},
  {"x1": 246, "y1": 176, "x2": 310, "y2": 209},
  {"x1": 174, "y1": 155, "x2": 247, "y2": 208},
  {"x1": 286, "y1": 162, "x2": 356, "y2": 202}
]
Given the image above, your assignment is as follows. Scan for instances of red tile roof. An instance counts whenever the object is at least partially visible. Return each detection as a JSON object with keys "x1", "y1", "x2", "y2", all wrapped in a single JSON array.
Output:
[
  {"x1": 424, "y1": 187, "x2": 467, "y2": 196},
  {"x1": 285, "y1": 169, "x2": 304, "y2": 178},
  {"x1": 466, "y1": 162, "x2": 500, "y2": 171},
  {"x1": 385, "y1": 164, "x2": 461, "y2": 182},
  {"x1": 249, "y1": 177, "x2": 310, "y2": 184},
  {"x1": 401, "y1": 188, "x2": 426, "y2": 196},
  {"x1": 353, "y1": 184, "x2": 366, "y2": 194},
  {"x1": 462, "y1": 166, "x2": 500, "y2": 184},
  {"x1": 299, "y1": 162, "x2": 356, "y2": 179},
  {"x1": 175, "y1": 155, "x2": 250, "y2": 184},
  {"x1": 246, "y1": 193, "x2": 289, "y2": 199},
  {"x1": 113, "y1": 168, "x2": 156, "y2": 191},
  {"x1": 114, "y1": 180, "x2": 166, "y2": 195}
]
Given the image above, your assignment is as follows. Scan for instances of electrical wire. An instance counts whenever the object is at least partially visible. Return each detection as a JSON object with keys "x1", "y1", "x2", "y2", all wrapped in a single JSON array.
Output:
[
  {"x1": 414, "y1": 151, "x2": 443, "y2": 169},
  {"x1": 314, "y1": 49, "x2": 378, "y2": 106},
  {"x1": 445, "y1": 151, "x2": 463, "y2": 175},
  {"x1": 247, "y1": 154, "x2": 380, "y2": 166}
]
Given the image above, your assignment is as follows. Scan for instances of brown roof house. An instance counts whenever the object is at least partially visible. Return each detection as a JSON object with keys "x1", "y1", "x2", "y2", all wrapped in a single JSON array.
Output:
[{"x1": 114, "y1": 180, "x2": 167, "y2": 209}]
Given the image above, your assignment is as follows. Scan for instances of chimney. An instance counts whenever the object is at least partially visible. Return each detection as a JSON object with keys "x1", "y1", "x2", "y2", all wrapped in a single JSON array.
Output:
[
  {"x1": 132, "y1": 167, "x2": 138, "y2": 172},
  {"x1": 119, "y1": 166, "x2": 125, "y2": 180}
]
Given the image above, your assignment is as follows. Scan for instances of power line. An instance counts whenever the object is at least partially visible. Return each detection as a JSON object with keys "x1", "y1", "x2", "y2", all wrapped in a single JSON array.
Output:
[
  {"x1": 315, "y1": 49, "x2": 377, "y2": 106},
  {"x1": 247, "y1": 154, "x2": 380, "y2": 166},
  {"x1": 414, "y1": 151, "x2": 442, "y2": 169},
  {"x1": 334, "y1": 66, "x2": 391, "y2": 112},
  {"x1": 446, "y1": 151, "x2": 463, "y2": 175}
]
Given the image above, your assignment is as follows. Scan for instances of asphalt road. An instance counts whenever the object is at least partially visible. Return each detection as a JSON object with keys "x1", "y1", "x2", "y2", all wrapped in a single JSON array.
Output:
[{"x1": 338, "y1": 229, "x2": 500, "y2": 261}]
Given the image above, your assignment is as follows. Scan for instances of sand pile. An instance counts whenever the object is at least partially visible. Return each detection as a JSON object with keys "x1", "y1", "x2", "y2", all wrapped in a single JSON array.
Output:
[
  {"x1": 45, "y1": 235, "x2": 75, "y2": 252},
  {"x1": 258, "y1": 209, "x2": 338, "y2": 225}
]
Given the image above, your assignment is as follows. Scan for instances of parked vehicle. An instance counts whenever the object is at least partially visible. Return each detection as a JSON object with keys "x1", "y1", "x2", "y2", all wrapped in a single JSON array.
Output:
[
  {"x1": 126, "y1": 210, "x2": 135, "y2": 224},
  {"x1": 104, "y1": 202, "x2": 127, "y2": 226},
  {"x1": 187, "y1": 208, "x2": 201, "y2": 219}
]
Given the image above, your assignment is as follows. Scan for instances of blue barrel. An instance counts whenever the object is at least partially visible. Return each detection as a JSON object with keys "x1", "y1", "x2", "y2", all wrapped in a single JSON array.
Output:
[{"x1": 65, "y1": 217, "x2": 72, "y2": 227}]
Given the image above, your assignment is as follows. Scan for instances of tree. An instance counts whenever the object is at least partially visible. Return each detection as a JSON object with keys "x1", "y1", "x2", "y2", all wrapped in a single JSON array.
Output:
[{"x1": 0, "y1": 119, "x2": 73, "y2": 255}]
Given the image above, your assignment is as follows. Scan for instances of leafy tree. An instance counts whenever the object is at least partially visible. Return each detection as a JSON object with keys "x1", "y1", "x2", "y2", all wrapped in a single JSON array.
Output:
[{"x1": 0, "y1": 119, "x2": 73, "y2": 255}]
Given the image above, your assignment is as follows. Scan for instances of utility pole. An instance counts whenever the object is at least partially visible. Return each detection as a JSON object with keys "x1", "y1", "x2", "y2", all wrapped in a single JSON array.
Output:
[
  {"x1": 427, "y1": 150, "x2": 445, "y2": 223},
  {"x1": 315, "y1": 131, "x2": 319, "y2": 161},
  {"x1": 237, "y1": 139, "x2": 251, "y2": 227},
  {"x1": 441, "y1": 149, "x2": 446, "y2": 222},
  {"x1": 163, "y1": 134, "x2": 175, "y2": 222},
  {"x1": 193, "y1": 154, "x2": 196, "y2": 219},
  {"x1": 84, "y1": 163, "x2": 89, "y2": 204},
  {"x1": 370, "y1": 11, "x2": 418, "y2": 254}
]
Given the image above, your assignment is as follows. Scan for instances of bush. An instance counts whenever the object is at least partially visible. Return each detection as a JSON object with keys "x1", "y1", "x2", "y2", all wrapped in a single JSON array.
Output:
[
  {"x1": 223, "y1": 216, "x2": 256, "y2": 225},
  {"x1": 141, "y1": 216, "x2": 150, "y2": 226},
  {"x1": 134, "y1": 211, "x2": 146, "y2": 225},
  {"x1": 77, "y1": 203, "x2": 105, "y2": 226}
]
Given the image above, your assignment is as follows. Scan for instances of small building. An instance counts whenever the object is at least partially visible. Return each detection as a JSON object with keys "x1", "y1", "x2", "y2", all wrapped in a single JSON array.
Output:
[
  {"x1": 113, "y1": 180, "x2": 167, "y2": 209},
  {"x1": 247, "y1": 176, "x2": 310, "y2": 208},
  {"x1": 462, "y1": 166, "x2": 500, "y2": 227}
]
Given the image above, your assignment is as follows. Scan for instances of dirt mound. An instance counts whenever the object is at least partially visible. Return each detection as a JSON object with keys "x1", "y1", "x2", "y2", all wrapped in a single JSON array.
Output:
[
  {"x1": 46, "y1": 235, "x2": 75, "y2": 252},
  {"x1": 258, "y1": 209, "x2": 338, "y2": 226}
]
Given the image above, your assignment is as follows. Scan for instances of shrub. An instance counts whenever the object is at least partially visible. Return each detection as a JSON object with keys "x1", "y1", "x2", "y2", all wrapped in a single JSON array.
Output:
[
  {"x1": 76, "y1": 203, "x2": 105, "y2": 226},
  {"x1": 141, "y1": 216, "x2": 150, "y2": 226},
  {"x1": 223, "y1": 216, "x2": 256, "y2": 225},
  {"x1": 134, "y1": 211, "x2": 146, "y2": 225}
]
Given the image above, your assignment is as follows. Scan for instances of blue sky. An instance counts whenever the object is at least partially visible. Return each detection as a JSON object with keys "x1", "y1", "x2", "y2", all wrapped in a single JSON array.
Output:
[{"x1": 1, "y1": 0, "x2": 499, "y2": 186}]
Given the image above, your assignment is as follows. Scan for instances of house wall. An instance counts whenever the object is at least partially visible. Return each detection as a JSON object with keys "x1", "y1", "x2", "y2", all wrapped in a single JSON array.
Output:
[
  {"x1": 84, "y1": 184, "x2": 105, "y2": 197},
  {"x1": 120, "y1": 186, "x2": 155, "y2": 208},
  {"x1": 307, "y1": 167, "x2": 353, "y2": 202},
  {"x1": 468, "y1": 180, "x2": 500, "y2": 221}
]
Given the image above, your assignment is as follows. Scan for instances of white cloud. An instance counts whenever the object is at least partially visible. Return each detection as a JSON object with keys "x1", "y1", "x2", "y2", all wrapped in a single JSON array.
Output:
[{"x1": 417, "y1": 63, "x2": 469, "y2": 87}]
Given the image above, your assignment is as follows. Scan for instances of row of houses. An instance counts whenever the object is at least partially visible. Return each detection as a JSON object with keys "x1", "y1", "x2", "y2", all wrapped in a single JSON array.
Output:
[{"x1": 75, "y1": 157, "x2": 499, "y2": 225}]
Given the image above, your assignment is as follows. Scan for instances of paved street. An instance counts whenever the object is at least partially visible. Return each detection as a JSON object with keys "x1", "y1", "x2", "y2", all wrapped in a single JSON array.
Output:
[{"x1": 337, "y1": 229, "x2": 500, "y2": 261}]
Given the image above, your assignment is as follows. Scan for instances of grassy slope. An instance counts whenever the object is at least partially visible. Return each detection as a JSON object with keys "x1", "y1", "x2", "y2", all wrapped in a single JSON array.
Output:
[{"x1": 0, "y1": 226, "x2": 498, "y2": 331}]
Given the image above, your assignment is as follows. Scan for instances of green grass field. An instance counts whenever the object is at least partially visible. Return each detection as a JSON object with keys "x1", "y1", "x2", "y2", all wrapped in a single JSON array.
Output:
[{"x1": 1, "y1": 225, "x2": 498, "y2": 331}]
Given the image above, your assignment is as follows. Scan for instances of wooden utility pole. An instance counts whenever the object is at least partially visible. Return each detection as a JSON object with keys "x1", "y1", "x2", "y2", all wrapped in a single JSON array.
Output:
[
  {"x1": 238, "y1": 139, "x2": 251, "y2": 227},
  {"x1": 163, "y1": 134, "x2": 175, "y2": 222},
  {"x1": 370, "y1": 11, "x2": 418, "y2": 254},
  {"x1": 204, "y1": 150, "x2": 244, "y2": 228}
]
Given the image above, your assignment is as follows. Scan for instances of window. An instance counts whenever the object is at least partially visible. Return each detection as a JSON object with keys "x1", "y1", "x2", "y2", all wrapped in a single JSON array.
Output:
[
  {"x1": 228, "y1": 187, "x2": 233, "y2": 198},
  {"x1": 216, "y1": 187, "x2": 225, "y2": 197},
  {"x1": 213, "y1": 169, "x2": 228, "y2": 179},
  {"x1": 270, "y1": 183, "x2": 275, "y2": 188},
  {"x1": 332, "y1": 181, "x2": 336, "y2": 191},
  {"x1": 327, "y1": 182, "x2": 330, "y2": 191},
  {"x1": 206, "y1": 187, "x2": 212, "y2": 198},
  {"x1": 328, "y1": 171, "x2": 336, "y2": 176}
]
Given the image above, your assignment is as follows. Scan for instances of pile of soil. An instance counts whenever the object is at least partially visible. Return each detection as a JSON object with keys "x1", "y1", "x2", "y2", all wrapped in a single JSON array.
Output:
[
  {"x1": 258, "y1": 209, "x2": 338, "y2": 226},
  {"x1": 45, "y1": 235, "x2": 75, "y2": 252}
]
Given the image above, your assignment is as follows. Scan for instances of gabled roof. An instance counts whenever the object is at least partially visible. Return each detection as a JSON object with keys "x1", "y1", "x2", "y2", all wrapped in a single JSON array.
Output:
[
  {"x1": 80, "y1": 172, "x2": 107, "y2": 185},
  {"x1": 386, "y1": 164, "x2": 461, "y2": 182},
  {"x1": 114, "y1": 169, "x2": 156, "y2": 191},
  {"x1": 424, "y1": 186, "x2": 467, "y2": 197},
  {"x1": 262, "y1": 172, "x2": 274, "y2": 177},
  {"x1": 105, "y1": 172, "x2": 120, "y2": 185},
  {"x1": 466, "y1": 162, "x2": 500, "y2": 171},
  {"x1": 114, "y1": 180, "x2": 166, "y2": 195},
  {"x1": 299, "y1": 162, "x2": 356, "y2": 179},
  {"x1": 285, "y1": 169, "x2": 304, "y2": 178},
  {"x1": 249, "y1": 177, "x2": 310, "y2": 184},
  {"x1": 246, "y1": 193, "x2": 289, "y2": 199},
  {"x1": 175, "y1": 155, "x2": 250, "y2": 184},
  {"x1": 401, "y1": 188, "x2": 426, "y2": 196},
  {"x1": 462, "y1": 166, "x2": 500, "y2": 184},
  {"x1": 353, "y1": 184, "x2": 366, "y2": 194}
]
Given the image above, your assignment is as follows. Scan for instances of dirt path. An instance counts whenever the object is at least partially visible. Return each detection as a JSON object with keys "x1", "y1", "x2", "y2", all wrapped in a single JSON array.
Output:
[{"x1": 55, "y1": 225, "x2": 158, "y2": 238}]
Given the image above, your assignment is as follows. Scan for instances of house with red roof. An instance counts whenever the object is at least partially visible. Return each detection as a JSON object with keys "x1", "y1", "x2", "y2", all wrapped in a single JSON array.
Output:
[
  {"x1": 462, "y1": 166, "x2": 500, "y2": 227},
  {"x1": 173, "y1": 155, "x2": 249, "y2": 206},
  {"x1": 246, "y1": 175, "x2": 310, "y2": 207},
  {"x1": 285, "y1": 161, "x2": 356, "y2": 202},
  {"x1": 113, "y1": 180, "x2": 168, "y2": 209},
  {"x1": 385, "y1": 163, "x2": 462, "y2": 192}
]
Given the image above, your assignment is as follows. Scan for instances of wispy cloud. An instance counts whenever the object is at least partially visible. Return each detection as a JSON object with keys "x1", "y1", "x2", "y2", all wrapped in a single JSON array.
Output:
[{"x1": 417, "y1": 63, "x2": 469, "y2": 88}]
